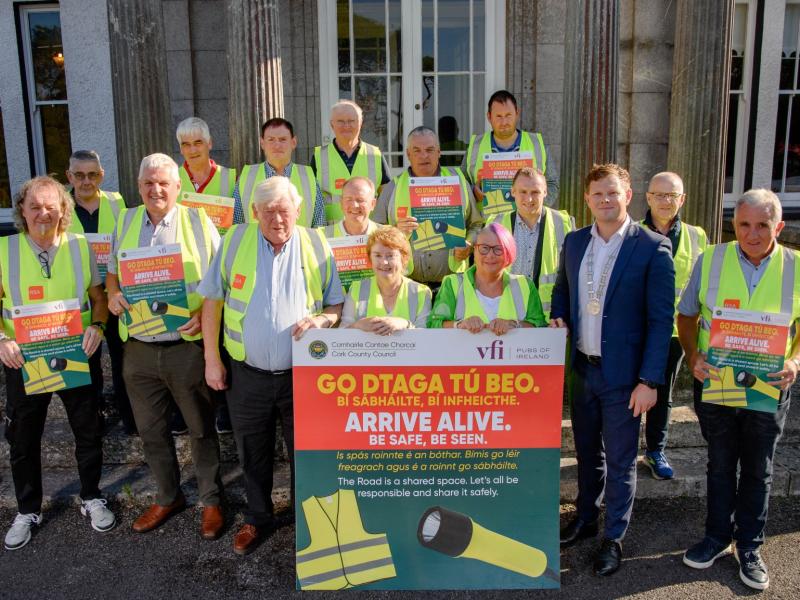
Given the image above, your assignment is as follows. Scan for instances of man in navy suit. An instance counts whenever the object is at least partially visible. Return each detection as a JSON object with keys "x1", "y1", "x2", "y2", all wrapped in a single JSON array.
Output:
[{"x1": 550, "y1": 163, "x2": 675, "y2": 575}]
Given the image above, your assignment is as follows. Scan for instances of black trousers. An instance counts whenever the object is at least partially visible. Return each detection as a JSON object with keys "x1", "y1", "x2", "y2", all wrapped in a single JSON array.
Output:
[
  {"x1": 227, "y1": 360, "x2": 294, "y2": 527},
  {"x1": 645, "y1": 337, "x2": 685, "y2": 452},
  {"x1": 88, "y1": 315, "x2": 136, "y2": 432},
  {"x1": 3, "y1": 366, "x2": 103, "y2": 514}
]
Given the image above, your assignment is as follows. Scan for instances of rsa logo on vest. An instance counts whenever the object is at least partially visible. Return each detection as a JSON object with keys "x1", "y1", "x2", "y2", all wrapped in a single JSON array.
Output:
[
  {"x1": 28, "y1": 286, "x2": 44, "y2": 300},
  {"x1": 477, "y1": 339, "x2": 504, "y2": 360}
]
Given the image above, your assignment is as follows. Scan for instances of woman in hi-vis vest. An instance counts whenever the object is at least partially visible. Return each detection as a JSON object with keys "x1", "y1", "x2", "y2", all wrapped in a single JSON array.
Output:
[{"x1": 430, "y1": 223, "x2": 546, "y2": 333}]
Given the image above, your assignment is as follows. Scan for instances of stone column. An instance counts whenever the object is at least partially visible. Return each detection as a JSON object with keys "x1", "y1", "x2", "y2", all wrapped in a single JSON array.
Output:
[
  {"x1": 667, "y1": 1, "x2": 733, "y2": 242},
  {"x1": 560, "y1": 0, "x2": 620, "y2": 226},
  {"x1": 226, "y1": 0, "x2": 284, "y2": 168},
  {"x1": 107, "y1": 0, "x2": 173, "y2": 205}
]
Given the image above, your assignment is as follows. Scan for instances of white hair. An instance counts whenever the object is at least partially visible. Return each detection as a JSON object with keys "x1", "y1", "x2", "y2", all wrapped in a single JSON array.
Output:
[
  {"x1": 176, "y1": 117, "x2": 211, "y2": 145},
  {"x1": 138, "y1": 153, "x2": 180, "y2": 182},
  {"x1": 253, "y1": 176, "x2": 302, "y2": 209},
  {"x1": 734, "y1": 188, "x2": 782, "y2": 226},
  {"x1": 330, "y1": 99, "x2": 363, "y2": 123}
]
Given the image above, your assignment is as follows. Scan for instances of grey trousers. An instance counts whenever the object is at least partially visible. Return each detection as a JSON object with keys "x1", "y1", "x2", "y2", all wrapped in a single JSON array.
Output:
[{"x1": 123, "y1": 339, "x2": 221, "y2": 506}]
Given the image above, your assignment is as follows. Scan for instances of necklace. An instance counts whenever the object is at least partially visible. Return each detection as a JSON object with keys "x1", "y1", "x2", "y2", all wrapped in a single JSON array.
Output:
[{"x1": 585, "y1": 237, "x2": 618, "y2": 316}]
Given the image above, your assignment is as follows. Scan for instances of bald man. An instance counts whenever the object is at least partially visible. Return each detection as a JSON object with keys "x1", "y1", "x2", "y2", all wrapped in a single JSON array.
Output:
[{"x1": 640, "y1": 172, "x2": 708, "y2": 480}]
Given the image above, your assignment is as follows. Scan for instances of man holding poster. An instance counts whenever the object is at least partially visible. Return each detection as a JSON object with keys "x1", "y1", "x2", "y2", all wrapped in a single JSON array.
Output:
[
  {"x1": 106, "y1": 154, "x2": 224, "y2": 540},
  {"x1": 0, "y1": 176, "x2": 114, "y2": 550},
  {"x1": 677, "y1": 189, "x2": 798, "y2": 591},
  {"x1": 374, "y1": 127, "x2": 483, "y2": 289}
]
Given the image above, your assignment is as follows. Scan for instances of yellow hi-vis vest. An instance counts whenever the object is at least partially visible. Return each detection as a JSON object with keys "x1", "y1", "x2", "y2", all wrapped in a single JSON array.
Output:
[
  {"x1": 641, "y1": 220, "x2": 708, "y2": 336},
  {"x1": 386, "y1": 168, "x2": 471, "y2": 277},
  {"x1": 219, "y1": 224, "x2": 333, "y2": 361},
  {"x1": 314, "y1": 141, "x2": 383, "y2": 223},
  {"x1": 296, "y1": 489, "x2": 396, "y2": 590},
  {"x1": 348, "y1": 276, "x2": 431, "y2": 323},
  {"x1": 113, "y1": 205, "x2": 214, "y2": 342},
  {"x1": 697, "y1": 242, "x2": 800, "y2": 355},
  {"x1": 444, "y1": 268, "x2": 531, "y2": 322},
  {"x1": 0, "y1": 233, "x2": 92, "y2": 337},
  {"x1": 68, "y1": 191, "x2": 124, "y2": 235},
  {"x1": 488, "y1": 207, "x2": 573, "y2": 319},
  {"x1": 178, "y1": 164, "x2": 236, "y2": 198},
  {"x1": 464, "y1": 130, "x2": 547, "y2": 185},
  {"x1": 236, "y1": 162, "x2": 315, "y2": 227}
]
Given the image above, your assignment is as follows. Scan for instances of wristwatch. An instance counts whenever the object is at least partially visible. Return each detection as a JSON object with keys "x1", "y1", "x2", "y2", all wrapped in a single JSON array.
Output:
[
  {"x1": 91, "y1": 321, "x2": 107, "y2": 333},
  {"x1": 638, "y1": 378, "x2": 658, "y2": 389}
]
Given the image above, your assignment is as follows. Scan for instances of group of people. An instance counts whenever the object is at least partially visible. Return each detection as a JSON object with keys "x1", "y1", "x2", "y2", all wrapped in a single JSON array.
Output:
[{"x1": 0, "y1": 90, "x2": 794, "y2": 592}]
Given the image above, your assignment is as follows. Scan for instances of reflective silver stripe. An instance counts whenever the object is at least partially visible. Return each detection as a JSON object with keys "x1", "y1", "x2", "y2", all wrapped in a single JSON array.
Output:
[
  {"x1": 675, "y1": 287, "x2": 683, "y2": 298},
  {"x1": 2, "y1": 308, "x2": 13, "y2": 319},
  {"x1": 699, "y1": 316, "x2": 711, "y2": 331},
  {"x1": 307, "y1": 230, "x2": 329, "y2": 291},
  {"x1": 119, "y1": 207, "x2": 140, "y2": 246},
  {"x1": 296, "y1": 536, "x2": 390, "y2": 564},
  {"x1": 551, "y1": 208, "x2": 568, "y2": 249},
  {"x1": 687, "y1": 225, "x2": 700, "y2": 262},
  {"x1": 7, "y1": 235, "x2": 22, "y2": 305},
  {"x1": 225, "y1": 295, "x2": 247, "y2": 313},
  {"x1": 387, "y1": 181, "x2": 398, "y2": 221},
  {"x1": 468, "y1": 133, "x2": 487, "y2": 180},
  {"x1": 66, "y1": 234, "x2": 86, "y2": 298},
  {"x1": 357, "y1": 279, "x2": 371, "y2": 318},
  {"x1": 455, "y1": 273, "x2": 466, "y2": 320},
  {"x1": 323, "y1": 223, "x2": 336, "y2": 237},
  {"x1": 294, "y1": 165, "x2": 315, "y2": 221},
  {"x1": 319, "y1": 145, "x2": 331, "y2": 197},
  {"x1": 219, "y1": 167, "x2": 231, "y2": 196},
  {"x1": 533, "y1": 132, "x2": 547, "y2": 173},
  {"x1": 223, "y1": 324, "x2": 243, "y2": 342},
  {"x1": 541, "y1": 301, "x2": 551, "y2": 312},
  {"x1": 364, "y1": 143, "x2": 377, "y2": 184},
  {"x1": 186, "y1": 208, "x2": 209, "y2": 269},
  {"x1": 223, "y1": 225, "x2": 249, "y2": 281},
  {"x1": 509, "y1": 277, "x2": 526, "y2": 318},
  {"x1": 240, "y1": 165, "x2": 261, "y2": 216},
  {"x1": 539, "y1": 273, "x2": 557, "y2": 285},
  {"x1": 407, "y1": 281, "x2": 419, "y2": 320},
  {"x1": 298, "y1": 557, "x2": 395, "y2": 588},
  {"x1": 106, "y1": 193, "x2": 122, "y2": 220},
  {"x1": 705, "y1": 244, "x2": 727, "y2": 309},
  {"x1": 186, "y1": 281, "x2": 200, "y2": 293},
  {"x1": 782, "y1": 247, "x2": 796, "y2": 315}
]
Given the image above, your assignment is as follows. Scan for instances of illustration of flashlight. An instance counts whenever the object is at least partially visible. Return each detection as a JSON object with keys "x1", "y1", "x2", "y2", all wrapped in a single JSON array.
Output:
[
  {"x1": 735, "y1": 369, "x2": 781, "y2": 400},
  {"x1": 48, "y1": 356, "x2": 90, "y2": 373},
  {"x1": 417, "y1": 506, "x2": 555, "y2": 581},
  {"x1": 432, "y1": 220, "x2": 466, "y2": 238},
  {"x1": 150, "y1": 301, "x2": 191, "y2": 318}
]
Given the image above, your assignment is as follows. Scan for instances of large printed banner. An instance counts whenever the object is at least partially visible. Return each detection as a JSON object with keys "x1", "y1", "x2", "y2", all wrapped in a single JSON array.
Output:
[
  {"x1": 12, "y1": 299, "x2": 90, "y2": 394},
  {"x1": 327, "y1": 235, "x2": 372, "y2": 290},
  {"x1": 704, "y1": 307, "x2": 789, "y2": 413},
  {"x1": 179, "y1": 191, "x2": 235, "y2": 234},
  {"x1": 404, "y1": 176, "x2": 466, "y2": 251},
  {"x1": 293, "y1": 328, "x2": 566, "y2": 591}
]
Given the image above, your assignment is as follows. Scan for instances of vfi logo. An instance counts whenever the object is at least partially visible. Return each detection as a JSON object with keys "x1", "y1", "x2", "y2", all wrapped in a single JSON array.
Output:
[{"x1": 477, "y1": 339, "x2": 504, "y2": 360}]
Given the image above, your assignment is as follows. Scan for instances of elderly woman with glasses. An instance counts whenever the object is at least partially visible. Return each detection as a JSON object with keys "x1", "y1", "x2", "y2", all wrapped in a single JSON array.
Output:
[
  {"x1": 341, "y1": 226, "x2": 432, "y2": 334},
  {"x1": 430, "y1": 222, "x2": 546, "y2": 334}
]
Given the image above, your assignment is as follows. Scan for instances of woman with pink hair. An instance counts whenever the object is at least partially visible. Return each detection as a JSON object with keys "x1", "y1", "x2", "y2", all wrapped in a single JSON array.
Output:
[{"x1": 430, "y1": 222, "x2": 546, "y2": 334}]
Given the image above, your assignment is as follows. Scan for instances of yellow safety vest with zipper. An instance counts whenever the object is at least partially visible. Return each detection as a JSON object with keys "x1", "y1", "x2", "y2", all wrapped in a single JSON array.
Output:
[
  {"x1": 113, "y1": 205, "x2": 214, "y2": 342},
  {"x1": 178, "y1": 164, "x2": 236, "y2": 198},
  {"x1": 314, "y1": 141, "x2": 383, "y2": 223},
  {"x1": 67, "y1": 191, "x2": 124, "y2": 235},
  {"x1": 296, "y1": 489, "x2": 396, "y2": 590},
  {"x1": 219, "y1": 224, "x2": 333, "y2": 361},
  {"x1": 464, "y1": 130, "x2": 547, "y2": 185},
  {"x1": 236, "y1": 163, "x2": 316, "y2": 227},
  {"x1": 347, "y1": 276, "x2": 431, "y2": 324}
]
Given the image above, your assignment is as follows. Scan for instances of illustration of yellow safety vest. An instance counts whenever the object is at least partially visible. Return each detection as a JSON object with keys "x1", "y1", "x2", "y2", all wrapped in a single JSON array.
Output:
[
  {"x1": 68, "y1": 191, "x2": 124, "y2": 235},
  {"x1": 22, "y1": 356, "x2": 67, "y2": 393},
  {"x1": 314, "y1": 141, "x2": 383, "y2": 223},
  {"x1": 464, "y1": 130, "x2": 547, "y2": 185},
  {"x1": 443, "y1": 267, "x2": 531, "y2": 323},
  {"x1": 178, "y1": 164, "x2": 236, "y2": 199},
  {"x1": 237, "y1": 163, "x2": 315, "y2": 226},
  {"x1": 348, "y1": 276, "x2": 431, "y2": 323},
  {"x1": 219, "y1": 224, "x2": 332, "y2": 361},
  {"x1": 488, "y1": 207, "x2": 573, "y2": 319},
  {"x1": 296, "y1": 489, "x2": 396, "y2": 590},
  {"x1": 113, "y1": 205, "x2": 213, "y2": 342}
]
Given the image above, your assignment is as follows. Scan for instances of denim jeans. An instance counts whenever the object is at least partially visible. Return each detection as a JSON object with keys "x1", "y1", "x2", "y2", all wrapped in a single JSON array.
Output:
[{"x1": 693, "y1": 379, "x2": 790, "y2": 549}]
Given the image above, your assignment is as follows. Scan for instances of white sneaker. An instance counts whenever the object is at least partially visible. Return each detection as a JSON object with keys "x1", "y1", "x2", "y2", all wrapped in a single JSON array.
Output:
[
  {"x1": 81, "y1": 498, "x2": 116, "y2": 532},
  {"x1": 4, "y1": 513, "x2": 42, "y2": 550}
]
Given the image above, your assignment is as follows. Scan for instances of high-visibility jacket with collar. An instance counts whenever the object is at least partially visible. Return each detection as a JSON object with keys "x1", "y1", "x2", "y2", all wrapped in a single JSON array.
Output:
[
  {"x1": 347, "y1": 276, "x2": 431, "y2": 324},
  {"x1": 296, "y1": 489, "x2": 396, "y2": 590},
  {"x1": 113, "y1": 204, "x2": 214, "y2": 342},
  {"x1": 385, "y1": 167, "x2": 472, "y2": 277},
  {"x1": 641, "y1": 219, "x2": 708, "y2": 336},
  {"x1": 178, "y1": 164, "x2": 236, "y2": 198},
  {"x1": 436, "y1": 266, "x2": 534, "y2": 324},
  {"x1": 236, "y1": 162, "x2": 315, "y2": 227},
  {"x1": 464, "y1": 130, "x2": 547, "y2": 185},
  {"x1": 314, "y1": 141, "x2": 383, "y2": 224},
  {"x1": 68, "y1": 191, "x2": 124, "y2": 235},
  {"x1": 488, "y1": 207, "x2": 573, "y2": 319},
  {"x1": 0, "y1": 233, "x2": 92, "y2": 337},
  {"x1": 219, "y1": 224, "x2": 333, "y2": 361},
  {"x1": 697, "y1": 242, "x2": 800, "y2": 356}
]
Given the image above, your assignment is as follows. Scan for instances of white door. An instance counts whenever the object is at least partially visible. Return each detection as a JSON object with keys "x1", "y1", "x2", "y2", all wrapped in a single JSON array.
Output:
[{"x1": 319, "y1": 0, "x2": 506, "y2": 174}]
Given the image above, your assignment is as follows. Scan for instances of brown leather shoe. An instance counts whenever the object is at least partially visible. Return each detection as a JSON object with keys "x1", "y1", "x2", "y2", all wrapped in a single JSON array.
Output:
[
  {"x1": 233, "y1": 524, "x2": 261, "y2": 556},
  {"x1": 132, "y1": 495, "x2": 186, "y2": 533},
  {"x1": 200, "y1": 506, "x2": 224, "y2": 540}
]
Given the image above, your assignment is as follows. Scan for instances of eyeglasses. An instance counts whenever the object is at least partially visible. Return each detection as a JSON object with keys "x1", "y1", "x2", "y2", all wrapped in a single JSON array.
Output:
[
  {"x1": 38, "y1": 251, "x2": 51, "y2": 279},
  {"x1": 69, "y1": 171, "x2": 101, "y2": 181},
  {"x1": 333, "y1": 119, "x2": 358, "y2": 127},
  {"x1": 647, "y1": 191, "x2": 683, "y2": 201},
  {"x1": 475, "y1": 244, "x2": 505, "y2": 256}
]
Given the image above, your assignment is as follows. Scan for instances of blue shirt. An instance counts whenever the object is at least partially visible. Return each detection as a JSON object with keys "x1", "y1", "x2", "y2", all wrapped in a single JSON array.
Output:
[
  {"x1": 198, "y1": 229, "x2": 344, "y2": 371},
  {"x1": 232, "y1": 162, "x2": 326, "y2": 227}
]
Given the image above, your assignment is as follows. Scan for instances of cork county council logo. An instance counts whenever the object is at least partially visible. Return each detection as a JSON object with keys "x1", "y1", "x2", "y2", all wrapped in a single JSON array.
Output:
[{"x1": 308, "y1": 340, "x2": 328, "y2": 359}]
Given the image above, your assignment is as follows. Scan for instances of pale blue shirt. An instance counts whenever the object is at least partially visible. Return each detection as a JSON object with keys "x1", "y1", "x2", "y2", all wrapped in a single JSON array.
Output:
[{"x1": 198, "y1": 230, "x2": 344, "y2": 371}]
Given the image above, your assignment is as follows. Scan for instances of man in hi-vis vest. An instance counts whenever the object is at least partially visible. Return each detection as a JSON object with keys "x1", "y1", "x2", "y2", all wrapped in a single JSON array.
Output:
[
  {"x1": 464, "y1": 90, "x2": 559, "y2": 208},
  {"x1": 106, "y1": 154, "x2": 224, "y2": 541},
  {"x1": 200, "y1": 176, "x2": 344, "y2": 556},
  {"x1": 234, "y1": 117, "x2": 325, "y2": 228},
  {"x1": 176, "y1": 117, "x2": 236, "y2": 198},
  {"x1": 486, "y1": 167, "x2": 573, "y2": 320},
  {"x1": 312, "y1": 100, "x2": 391, "y2": 224},
  {"x1": 677, "y1": 189, "x2": 798, "y2": 591}
]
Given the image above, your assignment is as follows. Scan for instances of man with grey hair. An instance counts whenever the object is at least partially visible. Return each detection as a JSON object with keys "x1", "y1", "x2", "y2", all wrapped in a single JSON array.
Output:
[
  {"x1": 105, "y1": 153, "x2": 225, "y2": 540},
  {"x1": 176, "y1": 116, "x2": 236, "y2": 198},
  {"x1": 677, "y1": 189, "x2": 798, "y2": 590},
  {"x1": 312, "y1": 99, "x2": 391, "y2": 224},
  {"x1": 373, "y1": 126, "x2": 483, "y2": 289},
  {"x1": 200, "y1": 175, "x2": 343, "y2": 555}
]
